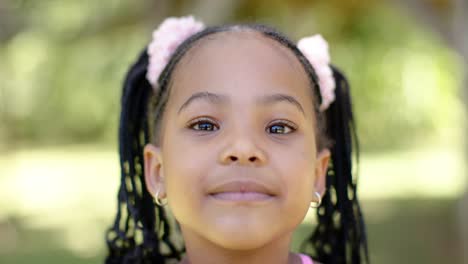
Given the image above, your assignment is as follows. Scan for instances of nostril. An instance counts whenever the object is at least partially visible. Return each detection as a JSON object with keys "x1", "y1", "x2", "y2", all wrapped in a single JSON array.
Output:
[{"x1": 227, "y1": 156, "x2": 258, "y2": 163}]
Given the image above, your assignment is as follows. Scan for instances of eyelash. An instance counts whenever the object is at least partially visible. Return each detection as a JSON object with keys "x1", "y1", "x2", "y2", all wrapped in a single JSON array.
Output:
[
  {"x1": 187, "y1": 117, "x2": 220, "y2": 132},
  {"x1": 267, "y1": 120, "x2": 298, "y2": 134},
  {"x1": 187, "y1": 117, "x2": 298, "y2": 134}
]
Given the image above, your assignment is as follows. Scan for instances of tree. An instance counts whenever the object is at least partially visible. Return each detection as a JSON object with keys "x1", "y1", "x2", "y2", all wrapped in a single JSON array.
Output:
[{"x1": 394, "y1": 0, "x2": 468, "y2": 262}]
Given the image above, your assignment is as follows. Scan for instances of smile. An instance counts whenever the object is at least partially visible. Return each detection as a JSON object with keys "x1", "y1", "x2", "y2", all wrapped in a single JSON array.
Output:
[
  {"x1": 209, "y1": 191, "x2": 275, "y2": 202},
  {"x1": 207, "y1": 178, "x2": 278, "y2": 204}
]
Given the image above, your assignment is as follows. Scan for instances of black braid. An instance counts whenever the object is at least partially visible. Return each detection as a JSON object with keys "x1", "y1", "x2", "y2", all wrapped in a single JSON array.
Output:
[
  {"x1": 105, "y1": 50, "x2": 182, "y2": 264},
  {"x1": 299, "y1": 66, "x2": 369, "y2": 263},
  {"x1": 105, "y1": 22, "x2": 369, "y2": 264}
]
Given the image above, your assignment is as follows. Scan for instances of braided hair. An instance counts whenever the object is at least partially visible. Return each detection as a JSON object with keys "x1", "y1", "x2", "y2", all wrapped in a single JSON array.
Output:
[{"x1": 105, "y1": 23, "x2": 369, "y2": 264}]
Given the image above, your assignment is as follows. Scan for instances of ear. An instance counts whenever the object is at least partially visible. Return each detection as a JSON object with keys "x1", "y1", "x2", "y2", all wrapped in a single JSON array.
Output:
[
  {"x1": 314, "y1": 148, "x2": 330, "y2": 196},
  {"x1": 144, "y1": 143, "x2": 166, "y2": 199}
]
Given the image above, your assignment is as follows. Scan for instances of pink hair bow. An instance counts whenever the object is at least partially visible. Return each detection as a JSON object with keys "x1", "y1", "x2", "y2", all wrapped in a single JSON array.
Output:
[
  {"x1": 146, "y1": 16, "x2": 205, "y2": 86},
  {"x1": 297, "y1": 35, "x2": 336, "y2": 111},
  {"x1": 146, "y1": 16, "x2": 335, "y2": 111}
]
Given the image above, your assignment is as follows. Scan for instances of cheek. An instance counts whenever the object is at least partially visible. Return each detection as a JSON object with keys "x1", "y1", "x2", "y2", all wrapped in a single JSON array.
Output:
[
  {"x1": 276, "y1": 138, "x2": 316, "y2": 204},
  {"x1": 161, "y1": 132, "x2": 214, "y2": 221},
  {"x1": 284, "y1": 157, "x2": 314, "y2": 198},
  {"x1": 163, "y1": 156, "x2": 205, "y2": 225}
]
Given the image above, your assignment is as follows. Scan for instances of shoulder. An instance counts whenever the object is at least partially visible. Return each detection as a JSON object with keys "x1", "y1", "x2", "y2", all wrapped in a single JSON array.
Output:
[
  {"x1": 297, "y1": 253, "x2": 323, "y2": 264},
  {"x1": 298, "y1": 253, "x2": 322, "y2": 264}
]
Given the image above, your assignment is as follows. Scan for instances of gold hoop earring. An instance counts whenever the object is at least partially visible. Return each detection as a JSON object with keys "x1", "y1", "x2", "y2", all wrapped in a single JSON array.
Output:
[
  {"x1": 309, "y1": 191, "x2": 322, "y2": 208},
  {"x1": 154, "y1": 187, "x2": 168, "y2": 206}
]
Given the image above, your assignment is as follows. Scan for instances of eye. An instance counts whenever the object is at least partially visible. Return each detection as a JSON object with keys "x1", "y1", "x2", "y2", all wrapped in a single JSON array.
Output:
[
  {"x1": 187, "y1": 117, "x2": 219, "y2": 131},
  {"x1": 266, "y1": 120, "x2": 297, "y2": 134}
]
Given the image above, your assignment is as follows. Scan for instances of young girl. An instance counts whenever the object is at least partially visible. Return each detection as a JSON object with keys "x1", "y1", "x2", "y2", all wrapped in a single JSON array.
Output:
[{"x1": 105, "y1": 16, "x2": 369, "y2": 264}]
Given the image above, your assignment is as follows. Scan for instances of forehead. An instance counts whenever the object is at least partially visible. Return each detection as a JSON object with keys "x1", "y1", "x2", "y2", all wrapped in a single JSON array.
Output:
[{"x1": 169, "y1": 30, "x2": 314, "y2": 109}]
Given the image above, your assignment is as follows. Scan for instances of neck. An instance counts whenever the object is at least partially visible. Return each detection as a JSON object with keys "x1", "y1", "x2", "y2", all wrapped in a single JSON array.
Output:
[{"x1": 178, "y1": 226, "x2": 301, "y2": 264}]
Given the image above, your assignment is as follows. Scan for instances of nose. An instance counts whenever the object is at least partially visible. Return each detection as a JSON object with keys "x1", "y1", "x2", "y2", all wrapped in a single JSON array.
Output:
[{"x1": 219, "y1": 133, "x2": 267, "y2": 166}]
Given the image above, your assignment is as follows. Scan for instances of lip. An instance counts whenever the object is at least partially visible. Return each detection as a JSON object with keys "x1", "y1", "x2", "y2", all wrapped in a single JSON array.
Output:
[
  {"x1": 208, "y1": 179, "x2": 276, "y2": 204},
  {"x1": 208, "y1": 179, "x2": 276, "y2": 196},
  {"x1": 209, "y1": 192, "x2": 275, "y2": 202}
]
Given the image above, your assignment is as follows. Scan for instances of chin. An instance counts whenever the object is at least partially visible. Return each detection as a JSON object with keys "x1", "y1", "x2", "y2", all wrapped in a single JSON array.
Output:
[
  {"x1": 207, "y1": 219, "x2": 276, "y2": 250},
  {"x1": 211, "y1": 232, "x2": 271, "y2": 251}
]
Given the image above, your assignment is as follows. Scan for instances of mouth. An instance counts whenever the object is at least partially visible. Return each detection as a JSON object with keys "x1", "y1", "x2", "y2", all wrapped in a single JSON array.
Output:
[
  {"x1": 209, "y1": 191, "x2": 275, "y2": 202},
  {"x1": 207, "y1": 179, "x2": 277, "y2": 203}
]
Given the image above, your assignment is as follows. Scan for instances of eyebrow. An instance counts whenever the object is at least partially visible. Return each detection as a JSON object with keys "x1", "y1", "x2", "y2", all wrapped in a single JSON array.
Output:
[{"x1": 177, "y1": 91, "x2": 305, "y2": 115}]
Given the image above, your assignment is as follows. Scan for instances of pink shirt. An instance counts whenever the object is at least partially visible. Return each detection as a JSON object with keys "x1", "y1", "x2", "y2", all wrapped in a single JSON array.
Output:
[{"x1": 298, "y1": 253, "x2": 314, "y2": 264}]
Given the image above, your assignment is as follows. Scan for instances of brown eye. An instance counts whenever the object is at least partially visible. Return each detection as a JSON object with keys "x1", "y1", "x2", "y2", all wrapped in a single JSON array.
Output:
[
  {"x1": 266, "y1": 120, "x2": 297, "y2": 134},
  {"x1": 188, "y1": 117, "x2": 219, "y2": 131}
]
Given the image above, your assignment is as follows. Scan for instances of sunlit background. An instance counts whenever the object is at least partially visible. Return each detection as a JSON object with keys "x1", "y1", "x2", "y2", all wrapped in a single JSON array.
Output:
[{"x1": 1, "y1": 0, "x2": 467, "y2": 263}]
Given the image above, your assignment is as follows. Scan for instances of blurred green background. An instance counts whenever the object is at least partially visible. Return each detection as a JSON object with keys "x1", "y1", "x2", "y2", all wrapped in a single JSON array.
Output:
[{"x1": 1, "y1": 0, "x2": 467, "y2": 263}]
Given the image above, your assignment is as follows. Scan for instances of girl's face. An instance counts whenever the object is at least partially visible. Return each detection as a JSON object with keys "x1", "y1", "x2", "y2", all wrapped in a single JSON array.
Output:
[{"x1": 144, "y1": 31, "x2": 330, "y2": 251}]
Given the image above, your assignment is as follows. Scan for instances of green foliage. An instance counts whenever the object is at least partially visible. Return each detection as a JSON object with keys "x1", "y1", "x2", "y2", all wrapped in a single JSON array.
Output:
[
  {"x1": 0, "y1": 1, "x2": 463, "y2": 151},
  {"x1": 329, "y1": 4, "x2": 464, "y2": 151}
]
